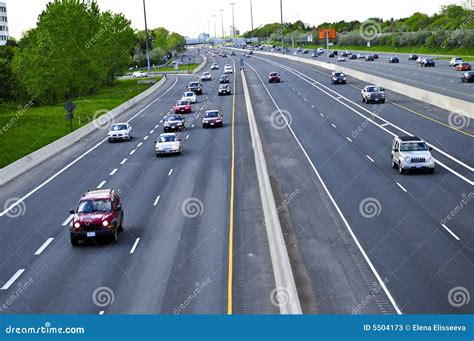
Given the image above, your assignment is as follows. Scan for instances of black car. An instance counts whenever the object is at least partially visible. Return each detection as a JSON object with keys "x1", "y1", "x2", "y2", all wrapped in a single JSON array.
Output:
[
  {"x1": 408, "y1": 54, "x2": 418, "y2": 61},
  {"x1": 421, "y1": 59, "x2": 435, "y2": 67},
  {"x1": 333, "y1": 50, "x2": 338, "y2": 56},
  {"x1": 187, "y1": 81, "x2": 203, "y2": 95},
  {"x1": 329, "y1": 52, "x2": 335, "y2": 58},
  {"x1": 388, "y1": 56, "x2": 399, "y2": 63},
  {"x1": 331, "y1": 72, "x2": 346, "y2": 85},
  {"x1": 163, "y1": 114, "x2": 185, "y2": 132},
  {"x1": 220, "y1": 75, "x2": 230, "y2": 84},
  {"x1": 350, "y1": 54, "x2": 357, "y2": 60},
  {"x1": 230, "y1": 51, "x2": 235, "y2": 56},
  {"x1": 302, "y1": 49, "x2": 309, "y2": 54},
  {"x1": 365, "y1": 54, "x2": 375, "y2": 61},
  {"x1": 461, "y1": 71, "x2": 474, "y2": 83},
  {"x1": 218, "y1": 84, "x2": 231, "y2": 96}
]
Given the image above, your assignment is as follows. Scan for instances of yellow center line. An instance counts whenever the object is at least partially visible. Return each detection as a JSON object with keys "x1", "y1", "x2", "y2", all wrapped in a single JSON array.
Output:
[{"x1": 227, "y1": 61, "x2": 237, "y2": 315}]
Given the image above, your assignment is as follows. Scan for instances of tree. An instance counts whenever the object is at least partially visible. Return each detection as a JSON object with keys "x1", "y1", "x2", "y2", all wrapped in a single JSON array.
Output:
[{"x1": 0, "y1": 46, "x2": 18, "y2": 101}]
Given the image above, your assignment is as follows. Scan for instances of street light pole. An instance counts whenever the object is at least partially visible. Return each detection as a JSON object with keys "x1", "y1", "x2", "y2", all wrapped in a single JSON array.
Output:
[
  {"x1": 250, "y1": 0, "x2": 254, "y2": 32},
  {"x1": 230, "y1": 2, "x2": 236, "y2": 39},
  {"x1": 219, "y1": 9, "x2": 224, "y2": 38},
  {"x1": 213, "y1": 14, "x2": 217, "y2": 39},
  {"x1": 142, "y1": 0, "x2": 151, "y2": 71},
  {"x1": 280, "y1": 0, "x2": 284, "y2": 52}
]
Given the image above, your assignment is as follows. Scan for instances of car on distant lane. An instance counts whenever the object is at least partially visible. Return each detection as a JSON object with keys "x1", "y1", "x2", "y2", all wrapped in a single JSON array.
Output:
[
  {"x1": 331, "y1": 72, "x2": 346, "y2": 84},
  {"x1": 350, "y1": 54, "x2": 357, "y2": 60},
  {"x1": 155, "y1": 133, "x2": 182, "y2": 156},
  {"x1": 455, "y1": 62, "x2": 472, "y2": 71},
  {"x1": 337, "y1": 56, "x2": 346, "y2": 62},
  {"x1": 201, "y1": 72, "x2": 212, "y2": 81},
  {"x1": 132, "y1": 71, "x2": 149, "y2": 78},
  {"x1": 388, "y1": 56, "x2": 399, "y2": 63},
  {"x1": 69, "y1": 189, "x2": 123, "y2": 246},
  {"x1": 220, "y1": 75, "x2": 230, "y2": 84},
  {"x1": 108, "y1": 123, "x2": 133, "y2": 142},
  {"x1": 202, "y1": 110, "x2": 223, "y2": 128},
  {"x1": 450, "y1": 57, "x2": 463, "y2": 67},
  {"x1": 461, "y1": 71, "x2": 474, "y2": 83},
  {"x1": 365, "y1": 54, "x2": 375, "y2": 61},
  {"x1": 211, "y1": 63, "x2": 219, "y2": 70},
  {"x1": 181, "y1": 91, "x2": 197, "y2": 103},
  {"x1": 187, "y1": 81, "x2": 203, "y2": 95},
  {"x1": 408, "y1": 54, "x2": 418, "y2": 61},
  {"x1": 421, "y1": 58, "x2": 435, "y2": 67},
  {"x1": 163, "y1": 114, "x2": 185, "y2": 132},
  {"x1": 268, "y1": 72, "x2": 281, "y2": 83},
  {"x1": 391, "y1": 136, "x2": 434, "y2": 174},
  {"x1": 218, "y1": 84, "x2": 231, "y2": 96},
  {"x1": 357, "y1": 53, "x2": 365, "y2": 59},
  {"x1": 361, "y1": 85, "x2": 385, "y2": 104}
]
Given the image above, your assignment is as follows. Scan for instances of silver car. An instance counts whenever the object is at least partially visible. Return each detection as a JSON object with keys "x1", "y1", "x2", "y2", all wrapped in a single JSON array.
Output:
[
  {"x1": 154, "y1": 133, "x2": 182, "y2": 156},
  {"x1": 361, "y1": 85, "x2": 385, "y2": 104},
  {"x1": 391, "y1": 136, "x2": 435, "y2": 174},
  {"x1": 108, "y1": 123, "x2": 133, "y2": 142}
]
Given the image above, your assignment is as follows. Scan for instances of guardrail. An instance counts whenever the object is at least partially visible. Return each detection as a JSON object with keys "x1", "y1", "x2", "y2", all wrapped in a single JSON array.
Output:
[
  {"x1": 242, "y1": 49, "x2": 473, "y2": 119},
  {"x1": 0, "y1": 77, "x2": 168, "y2": 187}
]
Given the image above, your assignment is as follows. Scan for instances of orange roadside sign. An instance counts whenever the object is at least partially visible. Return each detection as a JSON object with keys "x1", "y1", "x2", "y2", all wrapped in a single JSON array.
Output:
[{"x1": 319, "y1": 28, "x2": 336, "y2": 40}]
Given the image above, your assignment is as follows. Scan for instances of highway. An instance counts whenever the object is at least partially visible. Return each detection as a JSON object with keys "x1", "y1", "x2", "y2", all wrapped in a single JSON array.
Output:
[
  {"x1": 0, "y1": 48, "x2": 472, "y2": 314},
  {"x1": 259, "y1": 47, "x2": 474, "y2": 103}
]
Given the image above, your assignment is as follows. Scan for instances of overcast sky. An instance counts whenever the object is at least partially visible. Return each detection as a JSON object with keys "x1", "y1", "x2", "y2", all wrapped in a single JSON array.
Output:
[{"x1": 7, "y1": 0, "x2": 460, "y2": 39}]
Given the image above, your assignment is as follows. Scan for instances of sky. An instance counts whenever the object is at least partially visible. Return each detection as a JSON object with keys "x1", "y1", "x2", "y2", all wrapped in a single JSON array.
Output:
[{"x1": 6, "y1": 0, "x2": 462, "y2": 40}]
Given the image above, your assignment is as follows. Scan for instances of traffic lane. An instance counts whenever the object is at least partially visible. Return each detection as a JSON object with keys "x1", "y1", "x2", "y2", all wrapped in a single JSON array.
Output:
[
  {"x1": 242, "y1": 63, "x2": 398, "y2": 314},
  {"x1": 0, "y1": 76, "x2": 193, "y2": 287},
  {"x1": 245, "y1": 59, "x2": 473, "y2": 313},
  {"x1": 0, "y1": 74, "x2": 221, "y2": 313},
  {"x1": 254, "y1": 53, "x2": 474, "y2": 161},
  {"x1": 258, "y1": 47, "x2": 474, "y2": 103},
  {"x1": 248, "y1": 57, "x2": 474, "y2": 245}
]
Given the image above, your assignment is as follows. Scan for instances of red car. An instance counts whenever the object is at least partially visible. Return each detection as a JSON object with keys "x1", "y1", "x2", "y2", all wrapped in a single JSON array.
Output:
[
  {"x1": 269, "y1": 72, "x2": 281, "y2": 83},
  {"x1": 455, "y1": 62, "x2": 472, "y2": 71},
  {"x1": 174, "y1": 100, "x2": 192, "y2": 114},
  {"x1": 69, "y1": 189, "x2": 124, "y2": 246}
]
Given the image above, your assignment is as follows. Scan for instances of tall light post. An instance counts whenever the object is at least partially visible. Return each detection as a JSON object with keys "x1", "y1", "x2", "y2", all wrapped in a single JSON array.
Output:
[
  {"x1": 230, "y1": 2, "x2": 236, "y2": 39},
  {"x1": 213, "y1": 14, "x2": 217, "y2": 39},
  {"x1": 250, "y1": 0, "x2": 254, "y2": 32},
  {"x1": 280, "y1": 0, "x2": 284, "y2": 52},
  {"x1": 207, "y1": 20, "x2": 211, "y2": 37},
  {"x1": 219, "y1": 9, "x2": 224, "y2": 38},
  {"x1": 142, "y1": 0, "x2": 151, "y2": 71}
]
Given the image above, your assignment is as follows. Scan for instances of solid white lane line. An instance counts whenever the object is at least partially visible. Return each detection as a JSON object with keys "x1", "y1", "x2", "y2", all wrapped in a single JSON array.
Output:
[
  {"x1": 137, "y1": 142, "x2": 143, "y2": 148},
  {"x1": 109, "y1": 169, "x2": 118, "y2": 176},
  {"x1": 168, "y1": 169, "x2": 173, "y2": 176},
  {"x1": 97, "y1": 181, "x2": 107, "y2": 189},
  {"x1": 153, "y1": 196, "x2": 160, "y2": 206},
  {"x1": 34, "y1": 238, "x2": 54, "y2": 256},
  {"x1": 346, "y1": 137, "x2": 353, "y2": 142},
  {"x1": 331, "y1": 123, "x2": 337, "y2": 128},
  {"x1": 130, "y1": 238, "x2": 141, "y2": 254},
  {"x1": 143, "y1": 136, "x2": 149, "y2": 141},
  {"x1": 397, "y1": 183, "x2": 408, "y2": 193},
  {"x1": 441, "y1": 224, "x2": 460, "y2": 241},
  {"x1": 366, "y1": 155, "x2": 375, "y2": 163},
  {"x1": 1, "y1": 269, "x2": 25, "y2": 290},
  {"x1": 62, "y1": 214, "x2": 74, "y2": 226},
  {"x1": 129, "y1": 150, "x2": 136, "y2": 155},
  {"x1": 0, "y1": 78, "x2": 179, "y2": 218},
  {"x1": 120, "y1": 158, "x2": 127, "y2": 165}
]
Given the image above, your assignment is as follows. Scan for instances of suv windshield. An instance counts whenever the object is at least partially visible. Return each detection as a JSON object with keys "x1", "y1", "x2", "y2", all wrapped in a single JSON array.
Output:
[
  {"x1": 334, "y1": 73, "x2": 344, "y2": 77},
  {"x1": 77, "y1": 200, "x2": 112, "y2": 213},
  {"x1": 189, "y1": 82, "x2": 199, "y2": 87},
  {"x1": 111, "y1": 124, "x2": 127, "y2": 131},
  {"x1": 400, "y1": 142, "x2": 428, "y2": 152},
  {"x1": 367, "y1": 86, "x2": 383, "y2": 92}
]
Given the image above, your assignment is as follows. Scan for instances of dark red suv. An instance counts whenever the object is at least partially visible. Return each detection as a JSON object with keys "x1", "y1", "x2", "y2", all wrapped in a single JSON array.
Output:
[
  {"x1": 69, "y1": 189, "x2": 124, "y2": 246},
  {"x1": 269, "y1": 72, "x2": 281, "y2": 83}
]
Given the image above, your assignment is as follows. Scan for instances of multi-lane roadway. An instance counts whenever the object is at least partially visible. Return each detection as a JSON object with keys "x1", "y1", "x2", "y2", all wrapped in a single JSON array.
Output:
[{"x1": 0, "y1": 48, "x2": 472, "y2": 315}]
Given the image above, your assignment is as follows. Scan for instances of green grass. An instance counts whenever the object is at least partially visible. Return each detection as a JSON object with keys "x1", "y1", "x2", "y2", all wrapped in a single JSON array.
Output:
[{"x1": 0, "y1": 77, "x2": 160, "y2": 168}]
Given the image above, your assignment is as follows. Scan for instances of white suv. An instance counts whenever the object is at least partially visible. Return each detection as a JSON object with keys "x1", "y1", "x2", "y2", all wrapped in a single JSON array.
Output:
[
  {"x1": 181, "y1": 91, "x2": 197, "y2": 103},
  {"x1": 391, "y1": 136, "x2": 435, "y2": 174},
  {"x1": 224, "y1": 65, "x2": 233, "y2": 74},
  {"x1": 450, "y1": 57, "x2": 463, "y2": 67},
  {"x1": 108, "y1": 123, "x2": 133, "y2": 142}
]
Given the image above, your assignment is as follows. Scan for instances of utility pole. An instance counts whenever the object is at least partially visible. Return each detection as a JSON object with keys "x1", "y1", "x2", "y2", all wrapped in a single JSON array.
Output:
[
  {"x1": 230, "y1": 3, "x2": 236, "y2": 39},
  {"x1": 250, "y1": 0, "x2": 254, "y2": 32},
  {"x1": 207, "y1": 20, "x2": 211, "y2": 37},
  {"x1": 142, "y1": 0, "x2": 151, "y2": 71},
  {"x1": 219, "y1": 9, "x2": 224, "y2": 38},
  {"x1": 213, "y1": 14, "x2": 217, "y2": 39},
  {"x1": 280, "y1": 0, "x2": 284, "y2": 53}
]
